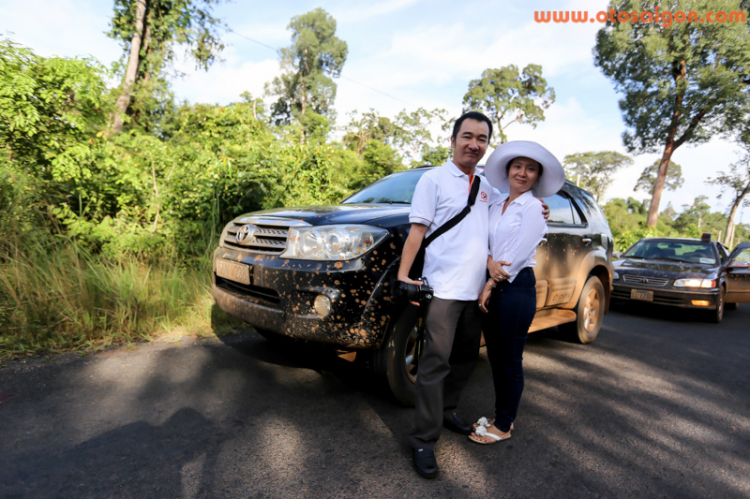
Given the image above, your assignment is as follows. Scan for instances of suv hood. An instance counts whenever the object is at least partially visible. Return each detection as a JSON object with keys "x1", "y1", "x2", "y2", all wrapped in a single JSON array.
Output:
[{"x1": 234, "y1": 204, "x2": 410, "y2": 226}]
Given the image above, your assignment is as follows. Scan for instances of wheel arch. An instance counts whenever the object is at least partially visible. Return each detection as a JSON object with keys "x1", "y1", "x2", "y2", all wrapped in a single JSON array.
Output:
[{"x1": 588, "y1": 264, "x2": 612, "y2": 315}]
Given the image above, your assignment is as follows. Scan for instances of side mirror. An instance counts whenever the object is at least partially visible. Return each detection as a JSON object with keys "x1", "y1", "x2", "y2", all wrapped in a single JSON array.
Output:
[{"x1": 612, "y1": 251, "x2": 622, "y2": 260}]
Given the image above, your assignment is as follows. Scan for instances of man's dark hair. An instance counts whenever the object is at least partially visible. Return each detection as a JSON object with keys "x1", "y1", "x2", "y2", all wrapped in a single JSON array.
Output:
[{"x1": 451, "y1": 111, "x2": 493, "y2": 142}]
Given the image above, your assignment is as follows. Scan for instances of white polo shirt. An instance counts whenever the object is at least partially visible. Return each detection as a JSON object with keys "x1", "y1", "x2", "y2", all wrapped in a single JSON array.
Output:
[
  {"x1": 488, "y1": 190, "x2": 547, "y2": 282},
  {"x1": 409, "y1": 161, "x2": 498, "y2": 300}
]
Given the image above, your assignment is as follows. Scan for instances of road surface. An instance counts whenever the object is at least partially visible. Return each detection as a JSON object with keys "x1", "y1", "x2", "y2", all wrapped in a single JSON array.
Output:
[{"x1": 1, "y1": 303, "x2": 748, "y2": 498}]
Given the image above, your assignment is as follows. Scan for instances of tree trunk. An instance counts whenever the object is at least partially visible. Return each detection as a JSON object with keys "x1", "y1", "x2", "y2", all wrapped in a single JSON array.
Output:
[
  {"x1": 647, "y1": 58, "x2": 690, "y2": 228},
  {"x1": 647, "y1": 142, "x2": 675, "y2": 227},
  {"x1": 112, "y1": 0, "x2": 148, "y2": 134},
  {"x1": 724, "y1": 181, "x2": 750, "y2": 246}
]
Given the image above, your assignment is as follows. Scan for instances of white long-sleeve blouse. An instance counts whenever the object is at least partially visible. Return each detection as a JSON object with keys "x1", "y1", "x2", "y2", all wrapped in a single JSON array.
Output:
[{"x1": 488, "y1": 189, "x2": 548, "y2": 283}]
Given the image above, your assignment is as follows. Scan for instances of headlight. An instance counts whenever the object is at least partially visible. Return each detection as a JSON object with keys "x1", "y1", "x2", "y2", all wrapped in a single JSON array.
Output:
[
  {"x1": 674, "y1": 278, "x2": 716, "y2": 288},
  {"x1": 613, "y1": 271, "x2": 620, "y2": 280},
  {"x1": 280, "y1": 225, "x2": 389, "y2": 260}
]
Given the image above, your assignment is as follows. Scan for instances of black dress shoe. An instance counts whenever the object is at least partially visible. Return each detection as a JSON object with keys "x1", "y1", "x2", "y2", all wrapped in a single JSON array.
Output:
[
  {"x1": 443, "y1": 413, "x2": 472, "y2": 435},
  {"x1": 412, "y1": 448, "x2": 439, "y2": 479}
]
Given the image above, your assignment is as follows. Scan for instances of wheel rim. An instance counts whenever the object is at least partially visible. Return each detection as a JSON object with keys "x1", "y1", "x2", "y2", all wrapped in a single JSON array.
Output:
[
  {"x1": 403, "y1": 324, "x2": 419, "y2": 384},
  {"x1": 582, "y1": 288, "x2": 601, "y2": 332}
]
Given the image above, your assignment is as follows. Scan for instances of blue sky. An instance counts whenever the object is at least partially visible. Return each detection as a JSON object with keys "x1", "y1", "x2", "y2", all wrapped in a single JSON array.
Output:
[{"x1": 2, "y1": 0, "x2": 747, "y2": 225}]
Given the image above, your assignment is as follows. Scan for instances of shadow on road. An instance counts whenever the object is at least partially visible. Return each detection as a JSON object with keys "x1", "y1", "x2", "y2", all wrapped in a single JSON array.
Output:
[
  {"x1": 1, "y1": 305, "x2": 748, "y2": 497},
  {"x1": 2, "y1": 407, "x2": 224, "y2": 497}
]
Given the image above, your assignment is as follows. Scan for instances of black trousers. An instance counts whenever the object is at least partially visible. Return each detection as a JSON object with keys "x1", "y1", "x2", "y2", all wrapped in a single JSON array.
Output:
[
  {"x1": 408, "y1": 297, "x2": 482, "y2": 450},
  {"x1": 481, "y1": 267, "x2": 537, "y2": 433}
]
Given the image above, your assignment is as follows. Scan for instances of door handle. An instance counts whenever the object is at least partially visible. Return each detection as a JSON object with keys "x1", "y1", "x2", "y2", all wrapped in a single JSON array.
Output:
[{"x1": 582, "y1": 238, "x2": 592, "y2": 245}]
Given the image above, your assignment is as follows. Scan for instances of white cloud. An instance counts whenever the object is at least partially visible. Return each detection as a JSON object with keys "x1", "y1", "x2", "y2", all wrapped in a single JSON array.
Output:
[
  {"x1": 2, "y1": 0, "x2": 121, "y2": 64},
  {"x1": 225, "y1": 23, "x2": 290, "y2": 50},
  {"x1": 171, "y1": 47, "x2": 281, "y2": 105},
  {"x1": 334, "y1": 0, "x2": 423, "y2": 23}
]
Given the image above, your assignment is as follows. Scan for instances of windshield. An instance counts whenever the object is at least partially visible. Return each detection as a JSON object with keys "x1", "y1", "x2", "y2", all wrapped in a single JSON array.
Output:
[
  {"x1": 343, "y1": 169, "x2": 428, "y2": 204},
  {"x1": 624, "y1": 240, "x2": 717, "y2": 264}
]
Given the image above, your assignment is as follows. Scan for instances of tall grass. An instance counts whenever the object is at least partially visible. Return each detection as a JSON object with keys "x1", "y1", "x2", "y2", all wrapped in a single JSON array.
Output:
[{"x1": 0, "y1": 238, "x2": 225, "y2": 362}]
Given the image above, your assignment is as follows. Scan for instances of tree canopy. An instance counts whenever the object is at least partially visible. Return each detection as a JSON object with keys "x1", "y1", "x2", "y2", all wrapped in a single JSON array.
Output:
[
  {"x1": 594, "y1": 0, "x2": 750, "y2": 227},
  {"x1": 563, "y1": 151, "x2": 634, "y2": 201},
  {"x1": 707, "y1": 147, "x2": 750, "y2": 244},
  {"x1": 634, "y1": 160, "x2": 684, "y2": 193},
  {"x1": 462, "y1": 64, "x2": 554, "y2": 144},
  {"x1": 108, "y1": 0, "x2": 226, "y2": 132},
  {"x1": 266, "y1": 7, "x2": 348, "y2": 134}
]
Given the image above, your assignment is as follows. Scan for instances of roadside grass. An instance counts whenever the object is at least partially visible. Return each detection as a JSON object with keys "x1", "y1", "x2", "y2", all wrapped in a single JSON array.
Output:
[{"x1": 0, "y1": 239, "x2": 242, "y2": 363}]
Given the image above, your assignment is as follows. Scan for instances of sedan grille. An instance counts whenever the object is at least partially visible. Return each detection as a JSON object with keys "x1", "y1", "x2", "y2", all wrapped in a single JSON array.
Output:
[
  {"x1": 622, "y1": 274, "x2": 669, "y2": 287},
  {"x1": 223, "y1": 218, "x2": 309, "y2": 254}
]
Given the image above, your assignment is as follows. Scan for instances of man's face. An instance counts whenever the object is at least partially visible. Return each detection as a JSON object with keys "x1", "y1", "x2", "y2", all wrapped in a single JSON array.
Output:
[{"x1": 451, "y1": 119, "x2": 489, "y2": 171}]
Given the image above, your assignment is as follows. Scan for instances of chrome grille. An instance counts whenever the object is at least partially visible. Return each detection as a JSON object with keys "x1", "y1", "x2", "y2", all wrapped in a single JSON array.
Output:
[
  {"x1": 622, "y1": 275, "x2": 669, "y2": 287},
  {"x1": 223, "y1": 218, "x2": 309, "y2": 254}
]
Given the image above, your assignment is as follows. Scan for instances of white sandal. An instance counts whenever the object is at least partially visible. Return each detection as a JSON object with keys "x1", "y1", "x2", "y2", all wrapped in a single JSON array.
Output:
[
  {"x1": 469, "y1": 425, "x2": 511, "y2": 445},
  {"x1": 472, "y1": 416, "x2": 514, "y2": 431}
]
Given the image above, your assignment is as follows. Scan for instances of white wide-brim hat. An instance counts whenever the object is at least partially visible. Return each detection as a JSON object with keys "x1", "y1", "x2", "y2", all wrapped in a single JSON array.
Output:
[{"x1": 484, "y1": 141, "x2": 565, "y2": 198}]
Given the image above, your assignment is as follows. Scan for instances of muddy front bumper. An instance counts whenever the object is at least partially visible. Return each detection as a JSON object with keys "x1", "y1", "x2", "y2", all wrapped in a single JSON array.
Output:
[{"x1": 212, "y1": 246, "x2": 399, "y2": 350}]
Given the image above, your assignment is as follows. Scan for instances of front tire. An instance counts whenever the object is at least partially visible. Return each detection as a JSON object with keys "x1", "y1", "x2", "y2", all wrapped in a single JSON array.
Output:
[
  {"x1": 372, "y1": 305, "x2": 420, "y2": 406},
  {"x1": 708, "y1": 287, "x2": 725, "y2": 323},
  {"x1": 560, "y1": 275, "x2": 604, "y2": 344}
]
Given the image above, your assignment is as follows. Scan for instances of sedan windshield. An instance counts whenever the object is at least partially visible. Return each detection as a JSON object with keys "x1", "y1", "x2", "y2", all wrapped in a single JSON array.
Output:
[
  {"x1": 343, "y1": 169, "x2": 428, "y2": 204},
  {"x1": 624, "y1": 240, "x2": 717, "y2": 264}
]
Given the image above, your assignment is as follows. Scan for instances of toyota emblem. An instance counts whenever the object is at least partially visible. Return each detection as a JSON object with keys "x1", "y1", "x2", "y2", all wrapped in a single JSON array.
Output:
[{"x1": 236, "y1": 224, "x2": 257, "y2": 244}]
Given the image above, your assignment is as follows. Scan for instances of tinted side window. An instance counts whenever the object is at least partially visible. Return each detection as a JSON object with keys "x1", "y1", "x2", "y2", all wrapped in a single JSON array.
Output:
[
  {"x1": 571, "y1": 199, "x2": 585, "y2": 225},
  {"x1": 544, "y1": 194, "x2": 576, "y2": 225}
]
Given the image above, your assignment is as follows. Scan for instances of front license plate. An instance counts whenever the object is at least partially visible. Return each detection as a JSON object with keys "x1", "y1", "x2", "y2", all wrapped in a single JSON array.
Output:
[
  {"x1": 216, "y1": 260, "x2": 252, "y2": 285},
  {"x1": 631, "y1": 289, "x2": 653, "y2": 301}
]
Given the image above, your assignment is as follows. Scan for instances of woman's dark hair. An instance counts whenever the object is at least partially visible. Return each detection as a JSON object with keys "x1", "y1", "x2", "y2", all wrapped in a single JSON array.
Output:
[
  {"x1": 451, "y1": 111, "x2": 493, "y2": 142},
  {"x1": 506, "y1": 157, "x2": 544, "y2": 179}
]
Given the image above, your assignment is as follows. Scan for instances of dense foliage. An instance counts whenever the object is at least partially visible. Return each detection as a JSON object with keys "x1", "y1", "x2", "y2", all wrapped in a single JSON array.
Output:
[{"x1": 0, "y1": 39, "x2": 402, "y2": 359}]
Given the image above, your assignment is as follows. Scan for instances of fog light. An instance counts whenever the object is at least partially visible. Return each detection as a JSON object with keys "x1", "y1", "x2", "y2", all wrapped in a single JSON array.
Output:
[
  {"x1": 691, "y1": 300, "x2": 710, "y2": 307},
  {"x1": 314, "y1": 295, "x2": 331, "y2": 316}
]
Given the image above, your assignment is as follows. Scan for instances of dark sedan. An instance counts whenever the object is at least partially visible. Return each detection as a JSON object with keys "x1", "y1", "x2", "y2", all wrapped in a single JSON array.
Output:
[{"x1": 612, "y1": 236, "x2": 750, "y2": 322}]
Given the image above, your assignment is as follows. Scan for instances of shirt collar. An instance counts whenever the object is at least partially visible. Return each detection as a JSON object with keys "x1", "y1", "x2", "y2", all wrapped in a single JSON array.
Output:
[
  {"x1": 446, "y1": 159, "x2": 475, "y2": 178},
  {"x1": 503, "y1": 189, "x2": 535, "y2": 206}
]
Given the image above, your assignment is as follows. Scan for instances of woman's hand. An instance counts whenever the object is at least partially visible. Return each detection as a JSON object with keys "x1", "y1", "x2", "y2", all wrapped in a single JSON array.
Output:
[
  {"x1": 540, "y1": 199, "x2": 550, "y2": 220},
  {"x1": 478, "y1": 282, "x2": 493, "y2": 313},
  {"x1": 487, "y1": 258, "x2": 511, "y2": 283}
]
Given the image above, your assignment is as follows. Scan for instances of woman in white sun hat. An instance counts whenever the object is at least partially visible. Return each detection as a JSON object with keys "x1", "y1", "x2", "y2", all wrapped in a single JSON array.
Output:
[{"x1": 469, "y1": 140, "x2": 566, "y2": 445}]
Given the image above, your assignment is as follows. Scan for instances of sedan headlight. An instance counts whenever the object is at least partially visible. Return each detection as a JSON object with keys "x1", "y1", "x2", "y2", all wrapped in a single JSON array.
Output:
[
  {"x1": 674, "y1": 278, "x2": 716, "y2": 288},
  {"x1": 280, "y1": 225, "x2": 389, "y2": 260}
]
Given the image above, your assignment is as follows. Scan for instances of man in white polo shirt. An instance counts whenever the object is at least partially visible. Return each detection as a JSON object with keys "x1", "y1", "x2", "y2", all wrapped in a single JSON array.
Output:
[{"x1": 397, "y1": 111, "x2": 499, "y2": 479}]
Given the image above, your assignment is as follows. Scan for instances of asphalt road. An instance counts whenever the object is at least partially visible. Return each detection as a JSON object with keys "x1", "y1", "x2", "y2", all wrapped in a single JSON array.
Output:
[{"x1": 1, "y1": 303, "x2": 749, "y2": 498}]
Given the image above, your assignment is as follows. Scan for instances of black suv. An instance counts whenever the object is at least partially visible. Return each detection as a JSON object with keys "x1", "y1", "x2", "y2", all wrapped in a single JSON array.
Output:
[{"x1": 213, "y1": 167, "x2": 614, "y2": 405}]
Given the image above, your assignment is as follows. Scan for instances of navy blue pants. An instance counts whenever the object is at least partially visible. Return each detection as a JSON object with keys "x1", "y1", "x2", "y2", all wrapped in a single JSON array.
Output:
[{"x1": 481, "y1": 267, "x2": 536, "y2": 433}]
